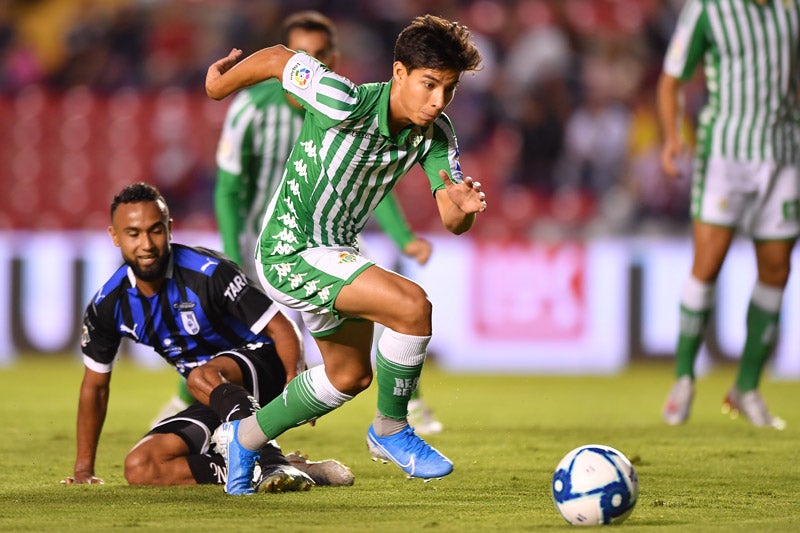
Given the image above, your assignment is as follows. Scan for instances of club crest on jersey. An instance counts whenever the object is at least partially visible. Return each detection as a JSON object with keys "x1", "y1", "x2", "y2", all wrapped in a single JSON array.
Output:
[
  {"x1": 174, "y1": 302, "x2": 200, "y2": 335},
  {"x1": 337, "y1": 252, "x2": 357, "y2": 263},
  {"x1": 289, "y1": 62, "x2": 312, "y2": 89},
  {"x1": 180, "y1": 310, "x2": 200, "y2": 335}
]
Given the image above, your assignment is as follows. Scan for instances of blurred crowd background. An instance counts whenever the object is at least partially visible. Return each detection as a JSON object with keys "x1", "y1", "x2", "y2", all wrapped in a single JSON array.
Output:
[{"x1": 0, "y1": 0, "x2": 704, "y2": 240}]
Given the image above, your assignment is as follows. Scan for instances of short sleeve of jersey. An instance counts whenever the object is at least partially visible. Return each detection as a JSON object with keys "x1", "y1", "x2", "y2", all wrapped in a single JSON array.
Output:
[
  {"x1": 663, "y1": 0, "x2": 708, "y2": 81},
  {"x1": 208, "y1": 258, "x2": 279, "y2": 334},
  {"x1": 282, "y1": 52, "x2": 359, "y2": 128},
  {"x1": 421, "y1": 114, "x2": 464, "y2": 194},
  {"x1": 80, "y1": 296, "x2": 122, "y2": 373}
]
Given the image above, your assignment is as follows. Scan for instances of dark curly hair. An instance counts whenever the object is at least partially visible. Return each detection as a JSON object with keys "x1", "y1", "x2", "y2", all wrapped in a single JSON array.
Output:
[
  {"x1": 394, "y1": 14, "x2": 482, "y2": 74},
  {"x1": 110, "y1": 182, "x2": 168, "y2": 220}
]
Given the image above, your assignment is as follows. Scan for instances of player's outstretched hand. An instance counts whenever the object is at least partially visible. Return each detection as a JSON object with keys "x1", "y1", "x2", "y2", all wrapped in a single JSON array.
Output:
[
  {"x1": 439, "y1": 170, "x2": 487, "y2": 214},
  {"x1": 403, "y1": 237, "x2": 433, "y2": 266},
  {"x1": 206, "y1": 48, "x2": 243, "y2": 100},
  {"x1": 61, "y1": 474, "x2": 105, "y2": 485}
]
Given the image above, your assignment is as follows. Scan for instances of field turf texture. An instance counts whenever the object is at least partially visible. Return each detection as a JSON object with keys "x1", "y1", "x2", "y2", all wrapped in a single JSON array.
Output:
[{"x1": 1, "y1": 355, "x2": 799, "y2": 531}]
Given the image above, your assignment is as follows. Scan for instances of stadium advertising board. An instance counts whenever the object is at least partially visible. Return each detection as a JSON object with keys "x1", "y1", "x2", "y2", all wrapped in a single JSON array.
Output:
[{"x1": 1, "y1": 232, "x2": 799, "y2": 377}]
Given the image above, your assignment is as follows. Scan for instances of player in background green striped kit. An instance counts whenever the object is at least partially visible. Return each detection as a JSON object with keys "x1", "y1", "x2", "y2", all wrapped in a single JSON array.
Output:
[
  {"x1": 206, "y1": 14, "x2": 484, "y2": 494},
  {"x1": 658, "y1": 0, "x2": 800, "y2": 429},
  {"x1": 156, "y1": 12, "x2": 442, "y2": 436}
]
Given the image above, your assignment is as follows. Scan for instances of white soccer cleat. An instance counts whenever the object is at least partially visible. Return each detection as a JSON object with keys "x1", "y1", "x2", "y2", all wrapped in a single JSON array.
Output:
[
  {"x1": 722, "y1": 387, "x2": 786, "y2": 430},
  {"x1": 285, "y1": 451, "x2": 354, "y2": 486},
  {"x1": 662, "y1": 375, "x2": 694, "y2": 425}
]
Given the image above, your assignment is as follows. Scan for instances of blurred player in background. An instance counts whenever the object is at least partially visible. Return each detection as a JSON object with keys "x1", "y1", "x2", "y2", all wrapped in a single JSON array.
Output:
[
  {"x1": 157, "y1": 10, "x2": 442, "y2": 435},
  {"x1": 658, "y1": 0, "x2": 800, "y2": 429},
  {"x1": 64, "y1": 183, "x2": 353, "y2": 490},
  {"x1": 206, "y1": 14, "x2": 484, "y2": 494}
]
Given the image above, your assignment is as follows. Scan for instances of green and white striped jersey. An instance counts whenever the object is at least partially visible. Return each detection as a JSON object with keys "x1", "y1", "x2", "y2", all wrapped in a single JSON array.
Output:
[
  {"x1": 215, "y1": 79, "x2": 304, "y2": 266},
  {"x1": 664, "y1": 0, "x2": 800, "y2": 163},
  {"x1": 259, "y1": 52, "x2": 462, "y2": 257}
]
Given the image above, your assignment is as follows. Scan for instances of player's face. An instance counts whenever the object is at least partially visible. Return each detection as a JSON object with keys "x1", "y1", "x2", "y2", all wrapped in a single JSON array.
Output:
[
  {"x1": 287, "y1": 28, "x2": 338, "y2": 69},
  {"x1": 390, "y1": 62, "x2": 460, "y2": 129},
  {"x1": 109, "y1": 200, "x2": 172, "y2": 282}
]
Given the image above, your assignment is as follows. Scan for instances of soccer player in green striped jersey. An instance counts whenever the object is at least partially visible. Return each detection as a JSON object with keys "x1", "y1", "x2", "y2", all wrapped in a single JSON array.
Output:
[
  {"x1": 206, "y1": 14, "x2": 484, "y2": 493},
  {"x1": 157, "y1": 11, "x2": 442, "y2": 436},
  {"x1": 658, "y1": 0, "x2": 800, "y2": 429}
]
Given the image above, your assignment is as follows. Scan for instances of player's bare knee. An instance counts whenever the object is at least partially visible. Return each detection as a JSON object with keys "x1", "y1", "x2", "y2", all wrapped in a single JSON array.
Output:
[
  {"x1": 124, "y1": 450, "x2": 154, "y2": 485},
  {"x1": 331, "y1": 369, "x2": 372, "y2": 395},
  {"x1": 393, "y1": 288, "x2": 432, "y2": 332}
]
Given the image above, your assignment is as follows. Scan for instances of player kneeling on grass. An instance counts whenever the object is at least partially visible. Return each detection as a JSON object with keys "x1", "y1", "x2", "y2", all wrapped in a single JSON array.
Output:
[{"x1": 62, "y1": 182, "x2": 353, "y2": 491}]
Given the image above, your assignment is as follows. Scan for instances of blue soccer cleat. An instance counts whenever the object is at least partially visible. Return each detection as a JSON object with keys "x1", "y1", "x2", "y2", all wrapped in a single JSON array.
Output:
[
  {"x1": 366, "y1": 424, "x2": 453, "y2": 480},
  {"x1": 214, "y1": 420, "x2": 260, "y2": 495}
]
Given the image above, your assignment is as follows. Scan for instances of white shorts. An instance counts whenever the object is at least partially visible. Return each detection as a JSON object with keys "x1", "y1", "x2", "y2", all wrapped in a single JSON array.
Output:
[
  {"x1": 256, "y1": 246, "x2": 373, "y2": 336},
  {"x1": 692, "y1": 157, "x2": 800, "y2": 239}
]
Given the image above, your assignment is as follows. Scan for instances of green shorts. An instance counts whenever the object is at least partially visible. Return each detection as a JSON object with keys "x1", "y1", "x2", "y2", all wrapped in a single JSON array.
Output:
[{"x1": 256, "y1": 245, "x2": 373, "y2": 337}]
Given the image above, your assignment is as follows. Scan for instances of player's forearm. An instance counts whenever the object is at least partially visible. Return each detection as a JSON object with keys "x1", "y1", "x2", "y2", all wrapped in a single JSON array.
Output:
[
  {"x1": 264, "y1": 312, "x2": 305, "y2": 382},
  {"x1": 656, "y1": 73, "x2": 682, "y2": 145},
  {"x1": 207, "y1": 45, "x2": 294, "y2": 100},
  {"x1": 73, "y1": 388, "x2": 108, "y2": 476}
]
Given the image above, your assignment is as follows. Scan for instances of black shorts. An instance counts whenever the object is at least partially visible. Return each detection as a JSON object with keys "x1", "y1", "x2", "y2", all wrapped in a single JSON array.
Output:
[{"x1": 146, "y1": 342, "x2": 286, "y2": 454}]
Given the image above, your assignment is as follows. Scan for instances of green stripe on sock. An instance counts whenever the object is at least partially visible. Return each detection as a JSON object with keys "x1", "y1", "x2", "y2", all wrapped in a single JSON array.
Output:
[
  {"x1": 675, "y1": 305, "x2": 710, "y2": 379},
  {"x1": 255, "y1": 371, "x2": 333, "y2": 439},
  {"x1": 736, "y1": 304, "x2": 779, "y2": 392},
  {"x1": 376, "y1": 351, "x2": 422, "y2": 419}
]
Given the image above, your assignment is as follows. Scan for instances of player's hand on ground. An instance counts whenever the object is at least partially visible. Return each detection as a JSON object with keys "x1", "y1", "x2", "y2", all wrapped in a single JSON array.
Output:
[
  {"x1": 440, "y1": 170, "x2": 487, "y2": 214},
  {"x1": 403, "y1": 237, "x2": 433, "y2": 265},
  {"x1": 206, "y1": 48, "x2": 242, "y2": 99},
  {"x1": 61, "y1": 474, "x2": 104, "y2": 485}
]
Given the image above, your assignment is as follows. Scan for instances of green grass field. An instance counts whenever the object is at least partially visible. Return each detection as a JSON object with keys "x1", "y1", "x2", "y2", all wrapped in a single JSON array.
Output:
[{"x1": 1, "y1": 355, "x2": 799, "y2": 532}]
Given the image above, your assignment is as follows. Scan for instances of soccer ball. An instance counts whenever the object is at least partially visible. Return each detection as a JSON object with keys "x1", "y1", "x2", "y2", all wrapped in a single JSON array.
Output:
[{"x1": 551, "y1": 444, "x2": 638, "y2": 526}]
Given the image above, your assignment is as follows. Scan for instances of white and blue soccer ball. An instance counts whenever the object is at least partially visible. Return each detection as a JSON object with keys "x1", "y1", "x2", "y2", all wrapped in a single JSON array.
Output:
[{"x1": 551, "y1": 444, "x2": 639, "y2": 526}]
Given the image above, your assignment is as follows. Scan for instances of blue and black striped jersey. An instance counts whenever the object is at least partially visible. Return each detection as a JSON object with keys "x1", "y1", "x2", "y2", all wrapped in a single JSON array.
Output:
[{"x1": 80, "y1": 244, "x2": 280, "y2": 377}]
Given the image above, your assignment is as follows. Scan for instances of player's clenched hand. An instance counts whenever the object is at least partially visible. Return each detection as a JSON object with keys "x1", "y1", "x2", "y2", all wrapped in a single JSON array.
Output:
[
  {"x1": 440, "y1": 170, "x2": 487, "y2": 214},
  {"x1": 206, "y1": 48, "x2": 243, "y2": 99},
  {"x1": 403, "y1": 237, "x2": 433, "y2": 265},
  {"x1": 61, "y1": 474, "x2": 104, "y2": 485}
]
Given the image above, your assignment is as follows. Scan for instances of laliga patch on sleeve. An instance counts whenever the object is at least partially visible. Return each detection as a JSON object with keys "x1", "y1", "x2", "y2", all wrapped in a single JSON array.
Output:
[{"x1": 289, "y1": 60, "x2": 313, "y2": 90}]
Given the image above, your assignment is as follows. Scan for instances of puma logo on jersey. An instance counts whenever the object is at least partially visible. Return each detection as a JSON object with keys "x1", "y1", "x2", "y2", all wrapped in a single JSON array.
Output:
[
  {"x1": 201, "y1": 258, "x2": 218, "y2": 273},
  {"x1": 119, "y1": 323, "x2": 139, "y2": 341}
]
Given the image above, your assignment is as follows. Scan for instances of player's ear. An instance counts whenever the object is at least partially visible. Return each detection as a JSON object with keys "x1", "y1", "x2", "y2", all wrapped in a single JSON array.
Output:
[
  {"x1": 167, "y1": 218, "x2": 173, "y2": 240},
  {"x1": 393, "y1": 61, "x2": 407, "y2": 83},
  {"x1": 108, "y1": 225, "x2": 120, "y2": 247}
]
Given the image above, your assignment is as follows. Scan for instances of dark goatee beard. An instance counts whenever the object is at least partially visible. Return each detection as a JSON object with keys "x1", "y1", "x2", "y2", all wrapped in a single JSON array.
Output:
[{"x1": 129, "y1": 251, "x2": 170, "y2": 282}]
